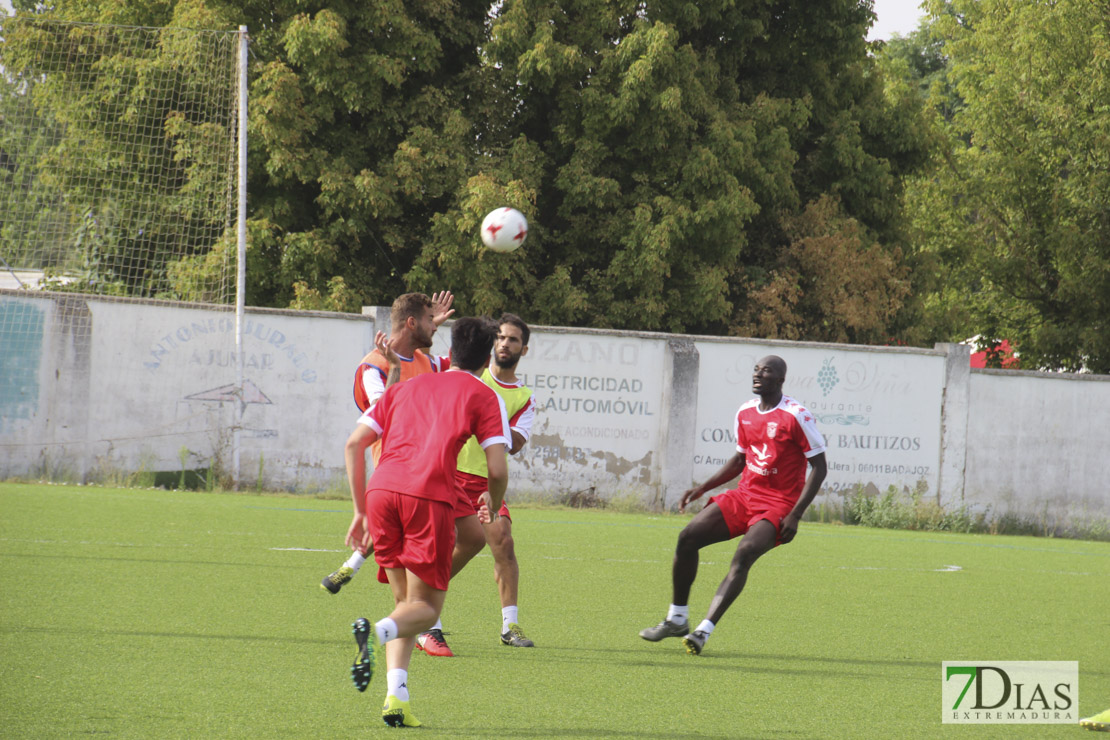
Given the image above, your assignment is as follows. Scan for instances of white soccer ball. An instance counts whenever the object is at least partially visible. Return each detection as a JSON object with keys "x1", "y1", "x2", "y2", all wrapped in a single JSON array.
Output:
[{"x1": 480, "y1": 207, "x2": 528, "y2": 253}]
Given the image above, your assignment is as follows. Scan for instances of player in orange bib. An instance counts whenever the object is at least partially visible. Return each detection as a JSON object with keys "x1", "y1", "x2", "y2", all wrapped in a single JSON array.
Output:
[
  {"x1": 323, "y1": 305, "x2": 539, "y2": 658},
  {"x1": 321, "y1": 291, "x2": 453, "y2": 594},
  {"x1": 351, "y1": 292, "x2": 454, "y2": 427},
  {"x1": 640, "y1": 355, "x2": 828, "y2": 655}
]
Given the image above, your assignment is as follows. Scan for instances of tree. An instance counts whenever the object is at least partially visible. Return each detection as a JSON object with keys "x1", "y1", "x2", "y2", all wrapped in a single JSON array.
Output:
[
  {"x1": 1, "y1": 4, "x2": 240, "y2": 299},
  {"x1": 734, "y1": 195, "x2": 910, "y2": 343},
  {"x1": 0, "y1": 50, "x2": 72, "y2": 274},
  {"x1": 9, "y1": 0, "x2": 934, "y2": 344},
  {"x1": 3, "y1": 0, "x2": 491, "y2": 308},
  {"x1": 878, "y1": 15, "x2": 954, "y2": 117},
  {"x1": 238, "y1": 0, "x2": 493, "y2": 310},
  {"x1": 908, "y1": 0, "x2": 1110, "y2": 372},
  {"x1": 413, "y1": 4, "x2": 795, "y2": 331},
  {"x1": 410, "y1": 0, "x2": 934, "y2": 336}
]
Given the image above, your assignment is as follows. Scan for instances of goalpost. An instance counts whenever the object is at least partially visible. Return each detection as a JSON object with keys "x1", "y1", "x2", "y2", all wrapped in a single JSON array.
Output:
[{"x1": 0, "y1": 17, "x2": 248, "y2": 487}]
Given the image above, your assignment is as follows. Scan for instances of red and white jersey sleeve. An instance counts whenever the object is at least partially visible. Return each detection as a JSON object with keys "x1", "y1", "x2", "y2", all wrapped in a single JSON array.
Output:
[
  {"x1": 732, "y1": 395, "x2": 826, "y2": 504},
  {"x1": 478, "y1": 391, "x2": 511, "y2": 449},
  {"x1": 485, "y1": 370, "x2": 535, "y2": 443},
  {"x1": 508, "y1": 396, "x2": 535, "y2": 441},
  {"x1": 359, "y1": 387, "x2": 391, "y2": 434}
]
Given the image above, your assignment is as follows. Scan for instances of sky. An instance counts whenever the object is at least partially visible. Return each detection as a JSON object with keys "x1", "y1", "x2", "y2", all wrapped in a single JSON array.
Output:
[{"x1": 868, "y1": 0, "x2": 928, "y2": 41}]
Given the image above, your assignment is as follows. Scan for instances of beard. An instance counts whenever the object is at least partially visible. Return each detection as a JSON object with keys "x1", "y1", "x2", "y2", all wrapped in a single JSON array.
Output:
[
  {"x1": 415, "y1": 327, "x2": 435, "y2": 350},
  {"x1": 494, "y1": 351, "x2": 521, "y2": 369}
]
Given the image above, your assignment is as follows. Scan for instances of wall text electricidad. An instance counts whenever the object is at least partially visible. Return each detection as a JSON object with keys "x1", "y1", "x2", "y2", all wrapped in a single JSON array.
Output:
[{"x1": 520, "y1": 373, "x2": 645, "y2": 393}]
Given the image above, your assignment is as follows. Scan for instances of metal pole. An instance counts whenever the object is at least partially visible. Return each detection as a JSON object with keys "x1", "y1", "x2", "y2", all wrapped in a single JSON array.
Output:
[{"x1": 234, "y1": 25, "x2": 248, "y2": 490}]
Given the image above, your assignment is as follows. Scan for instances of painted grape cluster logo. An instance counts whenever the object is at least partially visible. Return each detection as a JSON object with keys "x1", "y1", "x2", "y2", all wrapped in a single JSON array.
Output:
[{"x1": 816, "y1": 357, "x2": 838, "y2": 397}]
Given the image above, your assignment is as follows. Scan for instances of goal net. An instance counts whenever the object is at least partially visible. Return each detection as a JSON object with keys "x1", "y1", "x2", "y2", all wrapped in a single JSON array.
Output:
[
  {"x1": 0, "y1": 17, "x2": 243, "y2": 485},
  {"x1": 0, "y1": 17, "x2": 239, "y2": 300}
]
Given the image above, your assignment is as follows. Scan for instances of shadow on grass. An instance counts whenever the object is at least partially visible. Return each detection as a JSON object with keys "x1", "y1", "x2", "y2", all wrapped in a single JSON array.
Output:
[
  {"x1": 533, "y1": 645, "x2": 1110, "y2": 681},
  {"x1": 477, "y1": 643, "x2": 941, "y2": 682},
  {"x1": 1, "y1": 551, "x2": 312, "y2": 570},
  {"x1": 437, "y1": 729, "x2": 778, "y2": 739},
  {"x1": 532, "y1": 642, "x2": 937, "y2": 668},
  {"x1": 8, "y1": 625, "x2": 339, "y2": 647}
]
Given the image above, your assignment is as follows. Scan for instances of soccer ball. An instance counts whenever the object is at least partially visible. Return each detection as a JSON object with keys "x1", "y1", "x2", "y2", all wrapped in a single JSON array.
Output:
[{"x1": 480, "y1": 207, "x2": 528, "y2": 253}]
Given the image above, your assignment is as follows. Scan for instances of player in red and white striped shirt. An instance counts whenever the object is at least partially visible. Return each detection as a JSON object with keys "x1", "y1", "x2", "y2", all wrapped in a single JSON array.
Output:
[{"x1": 640, "y1": 355, "x2": 827, "y2": 656}]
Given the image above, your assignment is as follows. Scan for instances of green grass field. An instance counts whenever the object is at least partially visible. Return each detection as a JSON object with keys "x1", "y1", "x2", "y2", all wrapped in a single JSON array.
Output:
[{"x1": 1, "y1": 482, "x2": 1106, "y2": 738}]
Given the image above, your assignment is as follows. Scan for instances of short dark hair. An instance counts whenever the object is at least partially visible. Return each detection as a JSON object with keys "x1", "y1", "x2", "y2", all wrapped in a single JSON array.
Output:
[
  {"x1": 390, "y1": 293, "x2": 432, "y2": 327},
  {"x1": 451, "y1": 316, "x2": 498, "y2": 371},
  {"x1": 498, "y1": 312, "x2": 530, "y2": 345}
]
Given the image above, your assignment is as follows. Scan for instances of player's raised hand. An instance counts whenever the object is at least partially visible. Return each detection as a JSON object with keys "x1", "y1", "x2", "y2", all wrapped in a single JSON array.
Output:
[
  {"x1": 430, "y1": 291, "x2": 455, "y2": 326},
  {"x1": 375, "y1": 330, "x2": 400, "y2": 365},
  {"x1": 679, "y1": 486, "x2": 706, "y2": 513}
]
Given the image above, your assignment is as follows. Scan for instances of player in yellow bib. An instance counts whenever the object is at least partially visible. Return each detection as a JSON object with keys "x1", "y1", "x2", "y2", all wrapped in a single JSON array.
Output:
[{"x1": 442, "y1": 313, "x2": 537, "y2": 648}]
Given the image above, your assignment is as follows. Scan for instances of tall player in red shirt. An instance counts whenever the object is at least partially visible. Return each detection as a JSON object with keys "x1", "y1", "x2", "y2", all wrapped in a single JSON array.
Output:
[
  {"x1": 344, "y1": 317, "x2": 509, "y2": 727},
  {"x1": 640, "y1": 355, "x2": 827, "y2": 655}
]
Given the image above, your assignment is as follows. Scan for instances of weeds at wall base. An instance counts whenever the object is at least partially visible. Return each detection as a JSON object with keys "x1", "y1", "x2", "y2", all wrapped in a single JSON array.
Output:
[{"x1": 804, "y1": 485, "x2": 1110, "y2": 543}]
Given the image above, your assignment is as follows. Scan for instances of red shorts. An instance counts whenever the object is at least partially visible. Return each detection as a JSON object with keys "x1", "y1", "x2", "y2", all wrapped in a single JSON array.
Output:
[
  {"x1": 365, "y1": 489, "x2": 455, "y2": 590},
  {"x1": 708, "y1": 489, "x2": 795, "y2": 545},
  {"x1": 453, "y1": 471, "x2": 511, "y2": 521}
]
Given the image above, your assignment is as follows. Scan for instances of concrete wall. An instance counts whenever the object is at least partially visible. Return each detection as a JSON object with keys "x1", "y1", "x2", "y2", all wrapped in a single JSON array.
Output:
[
  {"x1": 1, "y1": 291, "x2": 373, "y2": 490},
  {"x1": 2, "y1": 290, "x2": 1108, "y2": 524},
  {"x1": 688, "y1": 337, "x2": 947, "y2": 510},
  {"x1": 965, "y1": 368, "x2": 1110, "y2": 522},
  {"x1": 511, "y1": 329, "x2": 666, "y2": 503}
]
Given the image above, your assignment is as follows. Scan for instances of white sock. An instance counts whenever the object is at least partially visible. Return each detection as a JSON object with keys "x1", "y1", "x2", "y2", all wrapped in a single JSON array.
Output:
[
  {"x1": 431, "y1": 617, "x2": 443, "y2": 631},
  {"x1": 666, "y1": 604, "x2": 689, "y2": 624},
  {"x1": 695, "y1": 619, "x2": 716, "y2": 636},
  {"x1": 502, "y1": 606, "x2": 519, "y2": 633},
  {"x1": 386, "y1": 669, "x2": 410, "y2": 702},
  {"x1": 375, "y1": 617, "x2": 398, "y2": 644},
  {"x1": 344, "y1": 551, "x2": 367, "y2": 573}
]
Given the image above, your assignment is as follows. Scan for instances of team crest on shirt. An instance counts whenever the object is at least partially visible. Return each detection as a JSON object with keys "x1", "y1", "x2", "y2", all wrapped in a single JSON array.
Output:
[{"x1": 766, "y1": 421, "x2": 778, "y2": 438}]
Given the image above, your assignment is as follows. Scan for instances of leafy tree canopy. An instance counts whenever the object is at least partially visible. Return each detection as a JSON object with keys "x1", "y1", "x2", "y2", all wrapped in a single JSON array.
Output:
[
  {"x1": 6, "y1": 0, "x2": 934, "y2": 346},
  {"x1": 1, "y1": 2, "x2": 240, "y2": 299},
  {"x1": 906, "y1": 0, "x2": 1110, "y2": 372},
  {"x1": 414, "y1": 0, "x2": 933, "y2": 337}
]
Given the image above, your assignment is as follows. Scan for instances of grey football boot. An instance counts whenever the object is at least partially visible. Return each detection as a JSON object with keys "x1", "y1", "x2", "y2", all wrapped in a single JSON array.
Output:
[{"x1": 639, "y1": 619, "x2": 690, "y2": 641}]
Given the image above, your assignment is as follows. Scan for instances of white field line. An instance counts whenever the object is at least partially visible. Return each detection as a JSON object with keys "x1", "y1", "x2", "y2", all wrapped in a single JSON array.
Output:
[{"x1": 0, "y1": 537, "x2": 1093, "y2": 576}]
